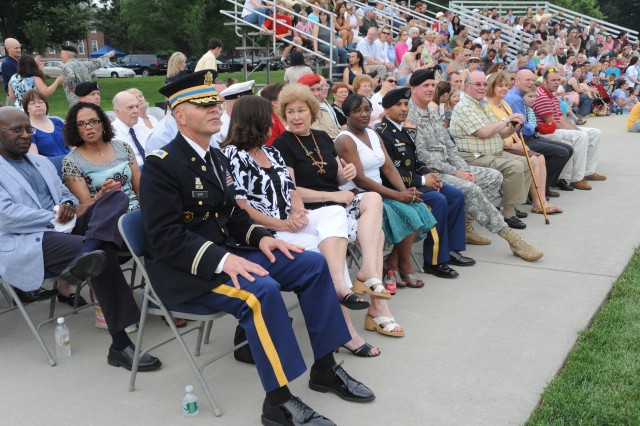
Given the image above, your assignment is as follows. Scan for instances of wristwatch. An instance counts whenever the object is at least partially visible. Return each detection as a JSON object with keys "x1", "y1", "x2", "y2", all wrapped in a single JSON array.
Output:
[{"x1": 61, "y1": 200, "x2": 74, "y2": 207}]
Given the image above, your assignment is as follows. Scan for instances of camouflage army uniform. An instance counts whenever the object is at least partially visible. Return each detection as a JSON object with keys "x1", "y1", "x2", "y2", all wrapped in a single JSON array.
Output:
[
  {"x1": 406, "y1": 98, "x2": 507, "y2": 233},
  {"x1": 62, "y1": 55, "x2": 110, "y2": 106}
]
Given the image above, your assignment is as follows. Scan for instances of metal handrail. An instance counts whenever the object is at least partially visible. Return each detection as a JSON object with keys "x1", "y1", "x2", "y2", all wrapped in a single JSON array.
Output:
[
  {"x1": 450, "y1": 1, "x2": 637, "y2": 42},
  {"x1": 222, "y1": 0, "x2": 343, "y2": 77}
]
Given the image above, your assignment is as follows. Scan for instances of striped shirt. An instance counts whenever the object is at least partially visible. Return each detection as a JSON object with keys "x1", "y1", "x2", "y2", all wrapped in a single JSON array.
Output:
[
  {"x1": 533, "y1": 85, "x2": 562, "y2": 125},
  {"x1": 449, "y1": 94, "x2": 504, "y2": 155}
]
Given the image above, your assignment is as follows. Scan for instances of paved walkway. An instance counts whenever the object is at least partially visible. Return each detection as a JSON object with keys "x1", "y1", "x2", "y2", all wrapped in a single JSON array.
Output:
[{"x1": 2, "y1": 115, "x2": 639, "y2": 425}]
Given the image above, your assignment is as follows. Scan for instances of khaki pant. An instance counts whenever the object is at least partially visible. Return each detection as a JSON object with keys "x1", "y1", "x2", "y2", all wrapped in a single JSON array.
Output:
[{"x1": 459, "y1": 151, "x2": 532, "y2": 207}]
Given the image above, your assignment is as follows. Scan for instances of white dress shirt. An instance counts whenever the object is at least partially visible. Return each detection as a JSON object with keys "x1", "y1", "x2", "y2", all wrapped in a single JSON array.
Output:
[{"x1": 112, "y1": 117, "x2": 153, "y2": 166}]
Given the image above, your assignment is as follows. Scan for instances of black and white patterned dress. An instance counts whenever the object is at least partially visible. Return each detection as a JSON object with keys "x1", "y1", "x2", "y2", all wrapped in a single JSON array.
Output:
[{"x1": 223, "y1": 145, "x2": 295, "y2": 219}]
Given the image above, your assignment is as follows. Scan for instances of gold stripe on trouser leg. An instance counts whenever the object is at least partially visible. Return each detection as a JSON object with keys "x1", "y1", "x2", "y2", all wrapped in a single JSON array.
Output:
[
  {"x1": 430, "y1": 227, "x2": 439, "y2": 265},
  {"x1": 212, "y1": 285, "x2": 288, "y2": 387}
]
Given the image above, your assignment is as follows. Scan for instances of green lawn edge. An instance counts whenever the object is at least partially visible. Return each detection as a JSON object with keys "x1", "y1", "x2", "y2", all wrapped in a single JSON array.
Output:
[
  {"x1": 526, "y1": 249, "x2": 640, "y2": 425},
  {"x1": 45, "y1": 71, "x2": 286, "y2": 118}
]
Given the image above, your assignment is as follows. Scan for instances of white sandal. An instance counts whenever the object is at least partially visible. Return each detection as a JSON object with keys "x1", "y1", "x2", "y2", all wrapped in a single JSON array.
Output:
[
  {"x1": 352, "y1": 278, "x2": 392, "y2": 300},
  {"x1": 364, "y1": 314, "x2": 405, "y2": 337}
]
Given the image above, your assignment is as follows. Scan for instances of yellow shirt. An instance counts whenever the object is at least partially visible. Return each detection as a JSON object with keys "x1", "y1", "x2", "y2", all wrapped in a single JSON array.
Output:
[
  {"x1": 488, "y1": 99, "x2": 518, "y2": 146},
  {"x1": 194, "y1": 51, "x2": 217, "y2": 72},
  {"x1": 627, "y1": 103, "x2": 640, "y2": 131}
]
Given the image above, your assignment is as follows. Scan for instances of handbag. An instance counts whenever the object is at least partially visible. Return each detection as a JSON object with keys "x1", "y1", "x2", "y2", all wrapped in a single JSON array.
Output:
[{"x1": 536, "y1": 121, "x2": 557, "y2": 134}]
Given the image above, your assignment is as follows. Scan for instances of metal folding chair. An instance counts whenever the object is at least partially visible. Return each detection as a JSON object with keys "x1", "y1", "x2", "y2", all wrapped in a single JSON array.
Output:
[
  {"x1": 1, "y1": 274, "x2": 94, "y2": 366},
  {"x1": 118, "y1": 210, "x2": 232, "y2": 417}
]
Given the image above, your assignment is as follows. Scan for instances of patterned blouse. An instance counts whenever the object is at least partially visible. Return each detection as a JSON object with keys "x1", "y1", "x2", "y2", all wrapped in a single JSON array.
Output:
[
  {"x1": 223, "y1": 145, "x2": 296, "y2": 219},
  {"x1": 9, "y1": 74, "x2": 36, "y2": 109},
  {"x1": 62, "y1": 140, "x2": 139, "y2": 211}
]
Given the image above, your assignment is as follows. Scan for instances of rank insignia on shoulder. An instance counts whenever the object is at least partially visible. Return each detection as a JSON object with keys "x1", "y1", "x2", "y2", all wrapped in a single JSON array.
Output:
[
  {"x1": 404, "y1": 120, "x2": 417, "y2": 130},
  {"x1": 147, "y1": 149, "x2": 168, "y2": 159},
  {"x1": 377, "y1": 123, "x2": 387, "y2": 132},
  {"x1": 184, "y1": 211, "x2": 194, "y2": 222}
]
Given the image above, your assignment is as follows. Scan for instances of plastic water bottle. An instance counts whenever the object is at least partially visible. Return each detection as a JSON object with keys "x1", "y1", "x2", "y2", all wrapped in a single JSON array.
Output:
[
  {"x1": 183, "y1": 385, "x2": 199, "y2": 417},
  {"x1": 383, "y1": 270, "x2": 397, "y2": 295},
  {"x1": 55, "y1": 317, "x2": 71, "y2": 358}
]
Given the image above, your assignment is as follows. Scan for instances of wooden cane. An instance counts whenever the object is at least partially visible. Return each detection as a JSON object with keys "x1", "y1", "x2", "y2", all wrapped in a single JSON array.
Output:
[{"x1": 515, "y1": 131, "x2": 549, "y2": 225}]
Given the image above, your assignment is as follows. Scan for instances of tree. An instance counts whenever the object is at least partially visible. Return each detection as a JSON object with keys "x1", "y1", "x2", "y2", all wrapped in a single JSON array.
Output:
[{"x1": 0, "y1": 1, "x2": 92, "y2": 53}]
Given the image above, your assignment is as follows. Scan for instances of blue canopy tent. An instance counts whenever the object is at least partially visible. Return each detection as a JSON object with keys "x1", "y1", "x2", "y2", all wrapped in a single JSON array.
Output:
[{"x1": 90, "y1": 45, "x2": 127, "y2": 58}]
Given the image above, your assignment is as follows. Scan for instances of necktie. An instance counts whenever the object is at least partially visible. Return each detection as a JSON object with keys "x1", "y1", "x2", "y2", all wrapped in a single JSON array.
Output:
[
  {"x1": 204, "y1": 151, "x2": 223, "y2": 187},
  {"x1": 128, "y1": 127, "x2": 146, "y2": 163}
]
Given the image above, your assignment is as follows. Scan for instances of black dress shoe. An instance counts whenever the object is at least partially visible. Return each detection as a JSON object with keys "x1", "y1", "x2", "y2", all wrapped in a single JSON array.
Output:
[
  {"x1": 57, "y1": 293, "x2": 88, "y2": 307},
  {"x1": 309, "y1": 362, "x2": 375, "y2": 402},
  {"x1": 547, "y1": 189, "x2": 560, "y2": 198},
  {"x1": 423, "y1": 263, "x2": 459, "y2": 278},
  {"x1": 14, "y1": 287, "x2": 58, "y2": 304},
  {"x1": 505, "y1": 215, "x2": 526, "y2": 229},
  {"x1": 60, "y1": 250, "x2": 107, "y2": 286},
  {"x1": 262, "y1": 396, "x2": 335, "y2": 426},
  {"x1": 448, "y1": 251, "x2": 476, "y2": 266},
  {"x1": 107, "y1": 344, "x2": 162, "y2": 372},
  {"x1": 557, "y1": 180, "x2": 574, "y2": 191},
  {"x1": 515, "y1": 208, "x2": 528, "y2": 219}
]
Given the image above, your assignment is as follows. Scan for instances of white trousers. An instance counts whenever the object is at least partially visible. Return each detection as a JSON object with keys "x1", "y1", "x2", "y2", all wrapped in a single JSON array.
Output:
[
  {"x1": 275, "y1": 205, "x2": 352, "y2": 287},
  {"x1": 545, "y1": 127, "x2": 601, "y2": 182}
]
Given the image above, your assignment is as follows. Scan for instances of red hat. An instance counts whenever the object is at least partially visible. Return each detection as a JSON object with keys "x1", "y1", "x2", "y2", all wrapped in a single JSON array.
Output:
[{"x1": 297, "y1": 74, "x2": 322, "y2": 86}]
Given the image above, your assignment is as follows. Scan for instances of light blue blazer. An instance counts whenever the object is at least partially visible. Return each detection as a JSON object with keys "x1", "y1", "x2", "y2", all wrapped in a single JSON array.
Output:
[{"x1": 0, "y1": 154, "x2": 78, "y2": 290}]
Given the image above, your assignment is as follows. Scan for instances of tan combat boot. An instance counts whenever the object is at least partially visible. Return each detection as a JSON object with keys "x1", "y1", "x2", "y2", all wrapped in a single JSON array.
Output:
[
  {"x1": 465, "y1": 215, "x2": 492, "y2": 245},
  {"x1": 498, "y1": 228, "x2": 544, "y2": 262}
]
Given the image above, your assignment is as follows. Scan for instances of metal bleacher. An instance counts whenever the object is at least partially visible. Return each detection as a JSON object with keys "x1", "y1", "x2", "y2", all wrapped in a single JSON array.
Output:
[
  {"x1": 221, "y1": 0, "x2": 638, "y2": 82},
  {"x1": 221, "y1": 0, "x2": 344, "y2": 83}
]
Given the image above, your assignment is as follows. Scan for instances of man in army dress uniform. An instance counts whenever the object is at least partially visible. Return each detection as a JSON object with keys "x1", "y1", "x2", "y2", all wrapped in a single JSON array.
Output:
[
  {"x1": 140, "y1": 70, "x2": 374, "y2": 425},
  {"x1": 60, "y1": 45, "x2": 114, "y2": 106},
  {"x1": 376, "y1": 87, "x2": 475, "y2": 279},
  {"x1": 406, "y1": 69, "x2": 543, "y2": 262}
]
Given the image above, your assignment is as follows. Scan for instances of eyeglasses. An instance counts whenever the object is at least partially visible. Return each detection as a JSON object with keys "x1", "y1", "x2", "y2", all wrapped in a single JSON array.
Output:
[
  {"x1": 468, "y1": 82, "x2": 488, "y2": 87},
  {"x1": 469, "y1": 59, "x2": 480, "y2": 62},
  {"x1": 386, "y1": 79, "x2": 397, "y2": 83},
  {"x1": 352, "y1": 107, "x2": 372, "y2": 115},
  {"x1": 0, "y1": 126, "x2": 36, "y2": 135},
  {"x1": 76, "y1": 118, "x2": 102, "y2": 128}
]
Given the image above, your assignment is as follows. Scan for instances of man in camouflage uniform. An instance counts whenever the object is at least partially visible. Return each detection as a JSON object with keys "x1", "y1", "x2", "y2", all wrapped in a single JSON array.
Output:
[
  {"x1": 406, "y1": 69, "x2": 543, "y2": 262},
  {"x1": 60, "y1": 45, "x2": 114, "y2": 106}
]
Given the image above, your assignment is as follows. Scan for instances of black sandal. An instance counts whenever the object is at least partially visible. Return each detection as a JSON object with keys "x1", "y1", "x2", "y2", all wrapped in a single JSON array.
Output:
[
  {"x1": 339, "y1": 342, "x2": 380, "y2": 358},
  {"x1": 340, "y1": 293, "x2": 370, "y2": 310},
  {"x1": 57, "y1": 293, "x2": 88, "y2": 307}
]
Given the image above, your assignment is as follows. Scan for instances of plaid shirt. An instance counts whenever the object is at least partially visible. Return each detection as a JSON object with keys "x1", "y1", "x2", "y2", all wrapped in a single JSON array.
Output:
[{"x1": 449, "y1": 94, "x2": 504, "y2": 155}]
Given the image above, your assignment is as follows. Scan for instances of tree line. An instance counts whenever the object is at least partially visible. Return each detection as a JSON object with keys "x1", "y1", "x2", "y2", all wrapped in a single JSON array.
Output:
[{"x1": 1, "y1": 0, "x2": 635, "y2": 60}]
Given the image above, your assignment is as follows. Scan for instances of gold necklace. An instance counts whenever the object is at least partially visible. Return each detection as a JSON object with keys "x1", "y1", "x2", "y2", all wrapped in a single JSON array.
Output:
[{"x1": 293, "y1": 132, "x2": 327, "y2": 174}]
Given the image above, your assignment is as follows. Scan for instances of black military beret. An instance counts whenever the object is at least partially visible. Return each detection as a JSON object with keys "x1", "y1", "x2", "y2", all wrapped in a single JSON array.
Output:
[
  {"x1": 409, "y1": 68, "x2": 437, "y2": 87},
  {"x1": 382, "y1": 87, "x2": 411, "y2": 108},
  {"x1": 159, "y1": 69, "x2": 221, "y2": 109},
  {"x1": 74, "y1": 81, "x2": 99, "y2": 97},
  {"x1": 61, "y1": 45, "x2": 78, "y2": 54}
]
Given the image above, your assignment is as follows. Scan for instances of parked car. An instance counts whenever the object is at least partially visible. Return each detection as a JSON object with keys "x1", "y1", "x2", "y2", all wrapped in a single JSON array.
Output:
[
  {"x1": 217, "y1": 60, "x2": 231, "y2": 73},
  {"x1": 92, "y1": 62, "x2": 136, "y2": 78},
  {"x1": 43, "y1": 61, "x2": 63, "y2": 79},
  {"x1": 117, "y1": 54, "x2": 167, "y2": 76},
  {"x1": 224, "y1": 57, "x2": 256, "y2": 72}
]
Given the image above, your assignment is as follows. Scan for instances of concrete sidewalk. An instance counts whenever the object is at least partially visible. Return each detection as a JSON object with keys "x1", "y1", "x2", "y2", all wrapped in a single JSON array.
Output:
[{"x1": 1, "y1": 115, "x2": 638, "y2": 425}]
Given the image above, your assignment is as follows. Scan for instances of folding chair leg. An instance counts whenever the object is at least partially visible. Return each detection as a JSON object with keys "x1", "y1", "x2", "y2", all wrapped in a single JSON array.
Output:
[
  {"x1": 1, "y1": 283, "x2": 14, "y2": 307},
  {"x1": 129, "y1": 293, "x2": 150, "y2": 392},
  {"x1": 3, "y1": 283, "x2": 56, "y2": 366},
  {"x1": 203, "y1": 320, "x2": 213, "y2": 344},
  {"x1": 410, "y1": 252, "x2": 423, "y2": 273},
  {"x1": 194, "y1": 321, "x2": 205, "y2": 357}
]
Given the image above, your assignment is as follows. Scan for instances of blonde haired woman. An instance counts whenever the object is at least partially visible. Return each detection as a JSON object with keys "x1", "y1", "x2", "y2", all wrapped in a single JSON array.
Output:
[{"x1": 165, "y1": 52, "x2": 188, "y2": 84}]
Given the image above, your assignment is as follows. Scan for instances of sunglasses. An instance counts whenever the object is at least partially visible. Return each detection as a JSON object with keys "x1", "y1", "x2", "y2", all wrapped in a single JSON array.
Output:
[
  {"x1": 469, "y1": 59, "x2": 480, "y2": 62},
  {"x1": 381, "y1": 32, "x2": 391, "y2": 35},
  {"x1": 386, "y1": 79, "x2": 397, "y2": 83}
]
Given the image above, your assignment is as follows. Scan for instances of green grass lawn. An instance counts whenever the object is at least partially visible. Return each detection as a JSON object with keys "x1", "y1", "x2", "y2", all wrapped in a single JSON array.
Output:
[
  {"x1": 46, "y1": 70, "x2": 286, "y2": 118},
  {"x1": 526, "y1": 249, "x2": 640, "y2": 425}
]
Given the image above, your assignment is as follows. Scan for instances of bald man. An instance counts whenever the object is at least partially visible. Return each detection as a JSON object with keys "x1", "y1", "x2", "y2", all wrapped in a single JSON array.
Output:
[
  {"x1": 2, "y1": 38, "x2": 21, "y2": 104},
  {"x1": 112, "y1": 91, "x2": 149, "y2": 166},
  {"x1": 504, "y1": 69, "x2": 573, "y2": 194}
]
